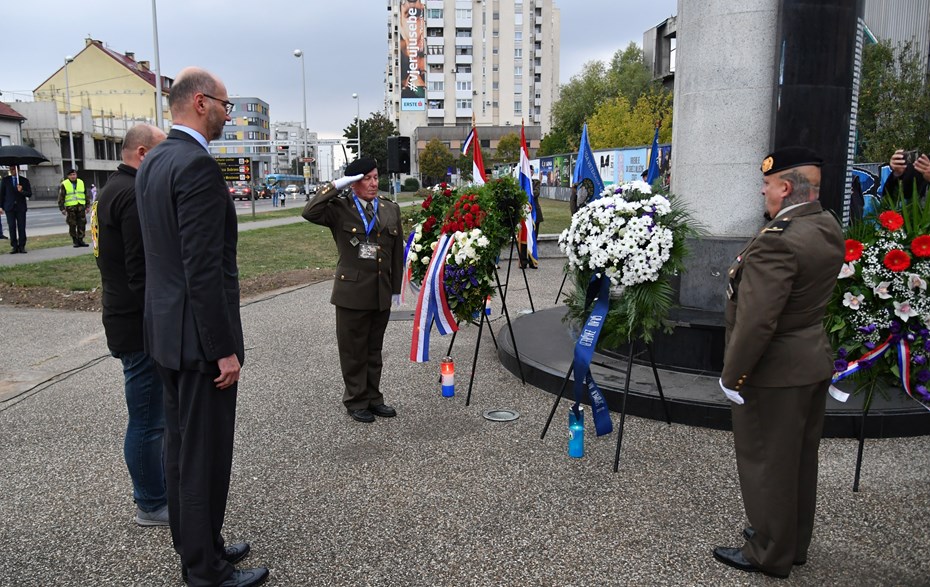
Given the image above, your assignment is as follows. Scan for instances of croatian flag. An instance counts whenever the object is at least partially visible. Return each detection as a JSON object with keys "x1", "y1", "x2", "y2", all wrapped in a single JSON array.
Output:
[
  {"x1": 516, "y1": 122, "x2": 538, "y2": 265},
  {"x1": 463, "y1": 127, "x2": 487, "y2": 185}
]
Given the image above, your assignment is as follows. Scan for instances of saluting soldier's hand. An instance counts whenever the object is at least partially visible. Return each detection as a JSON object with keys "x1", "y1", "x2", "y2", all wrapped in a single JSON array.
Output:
[
  {"x1": 334, "y1": 173, "x2": 364, "y2": 191},
  {"x1": 215, "y1": 354, "x2": 241, "y2": 389}
]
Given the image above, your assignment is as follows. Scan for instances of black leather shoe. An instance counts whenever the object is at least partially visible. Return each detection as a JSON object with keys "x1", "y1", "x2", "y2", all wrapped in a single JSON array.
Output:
[
  {"x1": 220, "y1": 567, "x2": 269, "y2": 587},
  {"x1": 9, "y1": 248, "x2": 18, "y2": 254},
  {"x1": 742, "y1": 528, "x2": 806, "y2": 565},
  {"x1": 0, "y1": 235, "x2": 7, "y2": 239},
  {"x1": 370, "y1": 404, "x2": 396, "y2": 418},
  {"x1": 77, "y1": 241, "x2": 89, "y2": 247},
  {"x1": 713, "y1": 546, "x2": 789, "y2": 579},
  {"x1": 348, "y1": 408, "x2": 375, "y2": 423},
  {"x1": 182, "y1": 542, "x2": 252, "y2": 582},
  {"x1": 18, "y1": 248, "x2": 25, "y2": 254}
]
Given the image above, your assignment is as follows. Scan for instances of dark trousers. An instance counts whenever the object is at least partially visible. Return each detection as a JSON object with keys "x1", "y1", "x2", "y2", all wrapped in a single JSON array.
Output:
[
  {"x1": 335, "y1": 306, "x2": 391, "y2": 410},
  {"x1": 7, "y1": 207, "x2": 26, "y2": 250},
  {"x1": 157, "y1": 364, "x2": 237, "y2": 587},
  {"x1": 65, "y1": 204, "x2": 86, "y2": 243},
  {"x1": 732, "y1": 380, "x2": 828, "y2": 576}
]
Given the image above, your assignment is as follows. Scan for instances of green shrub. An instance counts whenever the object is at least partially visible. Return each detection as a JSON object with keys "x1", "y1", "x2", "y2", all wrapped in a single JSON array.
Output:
[{"x1": 403, "y1": 177, "x2": 420, "y2": 192}]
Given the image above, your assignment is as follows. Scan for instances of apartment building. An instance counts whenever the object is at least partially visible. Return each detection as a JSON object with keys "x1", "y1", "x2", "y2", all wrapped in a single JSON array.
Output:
[{"x1": 386, "y1": 0, "x2": 560, "y2": 176}]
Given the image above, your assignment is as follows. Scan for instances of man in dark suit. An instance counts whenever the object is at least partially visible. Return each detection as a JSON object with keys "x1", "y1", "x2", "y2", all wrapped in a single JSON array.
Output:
[
  {"x1": 885, "y1": 148, "x2": 929, "y2": 201},
  {"x1": 714, "y1": 147, "x2": 845, "y2": 579},
  {"x1": 302, "y1": 157, "x2": 403, "y2": 423},
  {"x1": 0, "y1": 165, "x2": 32, "y2": 253},
  {"x1": 135, "y1": 67, "x2": 267, "y2": 587}
]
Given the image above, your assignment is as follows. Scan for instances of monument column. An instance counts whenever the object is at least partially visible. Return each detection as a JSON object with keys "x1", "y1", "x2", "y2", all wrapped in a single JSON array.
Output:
[{"x1": 671, "y1": 0, "x2": 861, "y2": 312}]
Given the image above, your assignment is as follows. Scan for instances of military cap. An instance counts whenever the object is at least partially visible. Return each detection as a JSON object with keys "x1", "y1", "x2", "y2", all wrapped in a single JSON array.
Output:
[
  {"x1": 760, "y1": 147, "x2": 823, "y2": 176},
  {"x1": 345, "y1": 157, "x2": 378, "y2": 177}
]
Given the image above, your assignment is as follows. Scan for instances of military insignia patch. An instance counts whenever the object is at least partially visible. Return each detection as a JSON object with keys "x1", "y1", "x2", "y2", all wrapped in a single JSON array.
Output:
[{"x1": 761, "y1": 156, "x2": 774, "y2": 173}]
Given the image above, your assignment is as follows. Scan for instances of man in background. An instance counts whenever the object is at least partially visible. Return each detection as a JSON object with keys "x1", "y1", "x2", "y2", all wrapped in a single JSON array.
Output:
[
  {"x1": 58, "y1": 168, "x2": 89, "y2": 247},
  {"x1": 0, "y1": 165, "x2": 31, "y2": 253},
  {"x1": 136, "y1": 67, "x2": 266, "y2": 587},
  {"x1": 885, "y1": 148, "x2": 929, "y2": 201},
  {"x1": 93, "y1": 124, "x2": 169, "y2": 527}
]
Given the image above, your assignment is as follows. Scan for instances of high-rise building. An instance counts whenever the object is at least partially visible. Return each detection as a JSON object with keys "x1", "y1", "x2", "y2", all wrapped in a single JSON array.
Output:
[
  {"x1": 210, "y1": 97, "x2": 273, "y2": 180},
  {"x1": 386, "y1": 0, "x2": 560, "y2": 176}
]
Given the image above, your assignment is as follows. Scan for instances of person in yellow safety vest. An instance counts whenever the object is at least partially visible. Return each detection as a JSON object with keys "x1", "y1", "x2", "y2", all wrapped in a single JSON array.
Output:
[{"x1": 57, "y1": 168, "x2": 89, "y2": 247}]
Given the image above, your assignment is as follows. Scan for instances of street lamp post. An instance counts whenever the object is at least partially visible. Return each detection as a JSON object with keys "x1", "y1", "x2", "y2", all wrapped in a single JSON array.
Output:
[
  {"x1": 352, "y1": 93, "x2": 361, "y2": 160},
  {"x1": 293, "y1": 49, "x2": 310, "y2": 194},
  {"x1": 151, "y1": 0, "x2": 164, "y2": 131},
  {"x1": 63, "y1": 55, "x2": 77, "y2": 172}
]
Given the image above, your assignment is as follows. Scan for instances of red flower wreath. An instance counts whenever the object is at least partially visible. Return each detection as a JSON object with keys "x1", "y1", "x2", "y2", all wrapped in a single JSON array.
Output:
[
  {"x1": 442, "y1": 193, "x2": 485, "y2": 233},
  {"x1": 844, "y1": 239, "x2": 864, "y2": 262},
  {"x1": 879, "y1": 211, "x2": 904, "y2": 231},
  {"x1": 883, "y1": 249, "x2": 911, "y2": 272},
  {"x1": 911, "y1": 235, "x2": 930, "y2": 258}
]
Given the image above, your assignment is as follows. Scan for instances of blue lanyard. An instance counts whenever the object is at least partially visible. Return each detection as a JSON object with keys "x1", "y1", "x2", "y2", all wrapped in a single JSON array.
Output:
[{"x1": 352, "y1": 196, "x2": 378, "y2": 239}]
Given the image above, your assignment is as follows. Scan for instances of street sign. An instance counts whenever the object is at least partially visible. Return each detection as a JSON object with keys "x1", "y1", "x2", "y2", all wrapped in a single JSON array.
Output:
[
  {"x1": 300, "y1": 157, "x2": 314, "y2": 163},
  {"x1": 303, "y1": 165, "x2": 312, "y2": 178},
  {"x1": 215, "y1": 157, "x2": 252, "y2": 182}
]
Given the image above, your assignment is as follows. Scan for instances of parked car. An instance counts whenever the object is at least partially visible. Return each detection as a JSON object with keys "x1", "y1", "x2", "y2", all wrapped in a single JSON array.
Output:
[
  {"x1": 285, "y1": 184, "x2": 300, "y2": 196},
  {"x1": 228, "y1": 181, "x2": 252, "y2": 200}
]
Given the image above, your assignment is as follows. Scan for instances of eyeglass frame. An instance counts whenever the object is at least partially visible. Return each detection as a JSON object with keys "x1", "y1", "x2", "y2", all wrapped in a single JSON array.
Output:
[{"x1": 203, "y1": 93, "x2": 234, "y2": 115}]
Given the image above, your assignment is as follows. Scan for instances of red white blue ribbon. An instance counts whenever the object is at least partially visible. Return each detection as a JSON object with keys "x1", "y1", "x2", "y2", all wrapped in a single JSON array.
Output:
[
  {"x1": 831, "y1": 334, "x2": 927, "y2": 407},
  {"x1": 401, "y1": 231, "x2": 418, "y2": 304},
  {"x1": 410, "y1": 232, "x2": 458, "y2": 362}
]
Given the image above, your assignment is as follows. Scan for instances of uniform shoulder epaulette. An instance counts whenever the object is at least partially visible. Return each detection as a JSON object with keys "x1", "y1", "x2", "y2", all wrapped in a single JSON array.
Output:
[{"x1": 761, "y1": 217, "x2": 791, "y2": 234}]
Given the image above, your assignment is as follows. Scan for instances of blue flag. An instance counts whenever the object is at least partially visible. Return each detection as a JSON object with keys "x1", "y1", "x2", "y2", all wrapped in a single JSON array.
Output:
[
  {"x1": 572, "y1": 123, "x2": 605, "y2": 201},
  {"x1": 645, "y1": 126, "x2": 660, "y2": 185}
]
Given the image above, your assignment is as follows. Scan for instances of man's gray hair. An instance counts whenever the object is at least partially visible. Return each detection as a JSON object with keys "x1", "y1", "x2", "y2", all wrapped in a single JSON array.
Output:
[{"x1": 780, "y1": 169, "x2": 820, "y2": 206}]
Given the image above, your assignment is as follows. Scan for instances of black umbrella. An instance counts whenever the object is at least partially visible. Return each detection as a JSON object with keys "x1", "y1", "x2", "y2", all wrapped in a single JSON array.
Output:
[{"x1": 0, "y1": 145, "x2": 49, "y2": 166}]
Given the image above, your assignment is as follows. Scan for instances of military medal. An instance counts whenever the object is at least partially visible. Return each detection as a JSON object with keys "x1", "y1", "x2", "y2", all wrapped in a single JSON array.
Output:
[
  {"x1": 358, "y1": 243, "x2": 378, "y2": 259},
  {"x1": 352, "y1": 195, "x2": 380, "y2": 260}
]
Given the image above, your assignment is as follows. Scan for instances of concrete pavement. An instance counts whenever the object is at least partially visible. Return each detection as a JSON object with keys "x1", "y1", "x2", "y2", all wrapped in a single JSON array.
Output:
[{"x1": 0, "y1": 258, "x2": 927, "y2": 586}]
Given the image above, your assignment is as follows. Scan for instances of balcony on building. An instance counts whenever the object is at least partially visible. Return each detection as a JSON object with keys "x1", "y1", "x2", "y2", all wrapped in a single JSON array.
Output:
[
  {"x1": 427, "y1": 90, "x2": 445, "y2": 100},
  {"x1": 425, "y1": 0, "x2": 443, "y2": 8},
  {"x1": 427, "y1": 36, "x2": 444, "y2": 47},
  {"x1": 455, "y1": 71, "x2": 472, "y2": 82},
  {"x1": 455, "y1": 52, "x2": 473, "y2": 65},
  {"x1": 428, "y1": 108, "x2": 445, "y2": 118},
  {"x1": 426, "y1": 18, "x2": 444, "y2": 28}
]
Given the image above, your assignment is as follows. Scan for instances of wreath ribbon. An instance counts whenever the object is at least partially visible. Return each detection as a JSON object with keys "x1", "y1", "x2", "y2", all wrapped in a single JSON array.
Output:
[
  {"x1": 571, "y1": 274, "x2": 614, "y2": 437},
  {"x1": 831, "y1": 335, "x2": 929, "y2": 410},
  {"x1": 410, "y1": 232, "x2": 458, "y2": 363}
]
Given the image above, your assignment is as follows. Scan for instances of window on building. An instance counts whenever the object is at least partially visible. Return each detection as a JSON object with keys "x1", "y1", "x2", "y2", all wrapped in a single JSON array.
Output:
[
  {"x1": 492, "y1": 81, "x2": 499, "y2": 89},
  {"x1": 514, "y1": 48, "x2": 522, "y2": 58},
  {"x1": 514, "y1": 83, "x2": 522, "y2": 94},
  {"x1": 670, "y1": 37, "x2": 677, "y2": 73},
  {"x1": 515, "y1": 13, "x2": 523, "y2": 25},
  {"x1": 428, "y1": 45, "x2": 444, "y2": 55},
  {"x1": 429, "y1": 100, "x2": 444, "y2": 109},
  {"x1": 426, "y1": 8, "x2": 442, "y2": 18},
  {"x1": 481, "y1": 139, "x2": 490, "y2": 148},
  {"x1": 429, "y1": 63, "x2": 444, "y2": 73},
  {"x1": 514, "y1": 101, "x2": 522, "y2": 114},
  {"x1": 225, "y1": 132, "x2": 237, "y2": 140},
  {"x1": 456, "y1": 80, "x2": 472, "y2": 91},
  {"x1": 428, "y1": 80, "x2": 444, "y2": 91},
  {"x1": 427, "y1": 27, "x2": 443, "y2": 37},
  {"x1": 456, "y1": 99, "x2": 472, "y2": 109},
  {"x1": 456, "y1": 28, "x2": 471, "y2": 37},
  {"x1": 456, "y1": 8, "x2": 471, "y2": 19},
  {"x1": 492, "y1": 101, "x2": 499, "y2": 108},
  {"x1": 247, "y1": 103, "x2": 255, "y2": 112},
  {"x1": 456, "y1": 46, "x2": 472, "y2": 56},
  {"x1": 514, "y1": 66, "x2": 522, "y2": 77},
  {"x1": 457, "y1": 64, "x2": 471, "y2": 73},
  {"x1": 515, "y1": 31, "x2": 522, "y2": 42},
  {"x1": 493, "y1": 12, "x2": 499, "y2": 20}
]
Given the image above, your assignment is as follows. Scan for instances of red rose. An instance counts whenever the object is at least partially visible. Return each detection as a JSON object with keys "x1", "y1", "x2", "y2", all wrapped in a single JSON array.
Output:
[
  {"x1": 844, "y1": 239, "x2": 864, "y2": 262},
  {"x1": 471, "y1": 203, "x2": 481, "y2": 214},
  {"x1": 879, "y1": 211, "x2": 904, "y2": 231},
  {"x1": 883, "y1": 249, "x2": 911, "y2": 272},
  {"x1": 912, "y1": 235, "x2": 930, "y2": 257}
]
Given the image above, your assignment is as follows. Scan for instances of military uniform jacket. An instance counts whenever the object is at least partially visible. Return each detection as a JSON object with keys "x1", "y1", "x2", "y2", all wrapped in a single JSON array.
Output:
[
  {"x1": 302, "y1": 184, "x2": 403, "y2": 312},
  {"x1": 722, "y1": 201, "x2": 844, "y2": 390}
]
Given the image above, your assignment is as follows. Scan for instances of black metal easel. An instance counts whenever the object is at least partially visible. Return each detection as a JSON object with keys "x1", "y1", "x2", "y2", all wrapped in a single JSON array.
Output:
[
  {"x1": 852, "y1": 388, "x2": 875, "y2": 492},
  {"x1": 500, "y1": 218, "x2": 535, "y2": 313},
  {"x1": 439, "y1": 267, "x2": 527, "y2": 405},
  {"x1": 540, "y1": 342, "x2": 672, "y2": 472}
]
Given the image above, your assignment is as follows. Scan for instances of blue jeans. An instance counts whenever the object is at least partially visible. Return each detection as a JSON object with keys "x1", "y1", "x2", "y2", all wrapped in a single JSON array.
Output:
[{"x1": 116, "y1": 351, "x2": 167, "y2": 512}]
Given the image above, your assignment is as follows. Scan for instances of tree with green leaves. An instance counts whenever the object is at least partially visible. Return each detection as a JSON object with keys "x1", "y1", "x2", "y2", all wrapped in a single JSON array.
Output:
[
  {"x1": 419, "y1": 138, "x2": 455, "y2": 185},
  {"x1": 549, "y1": 42, "x2": 661, "y2": 152},
  {"x1": 857, "y1": 39, "x2": 930, "y2": 162},
  {"x1": 537, "y1": 127, "x2": 571, "y2": 157},
  {"x1": 588, "y1": 86, "x2": 673, "y2": 149},
  {"x1": 456, "y1": 152, "x2": 473, "y2": 182},
  {"x1": 343, "y1": 111, "x2": 398, "y2": 176},
  {"x1": 493, "y1": 132, "x2": 522, "y2": 165}
]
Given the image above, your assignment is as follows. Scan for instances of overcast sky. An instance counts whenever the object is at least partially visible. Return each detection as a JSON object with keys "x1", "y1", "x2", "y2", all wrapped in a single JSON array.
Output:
[{"x1": 1, "y1": 0, "x2": 677, "y2": 138}]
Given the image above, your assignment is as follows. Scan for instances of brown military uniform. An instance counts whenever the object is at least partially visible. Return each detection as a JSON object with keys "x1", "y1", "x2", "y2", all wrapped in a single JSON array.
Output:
[
  {"x1": 722, "y1": 201, "x2": 844, "y2": 576},
  {"x1": 302, "y1": 184, "x2": 403, "y2": 410}
]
